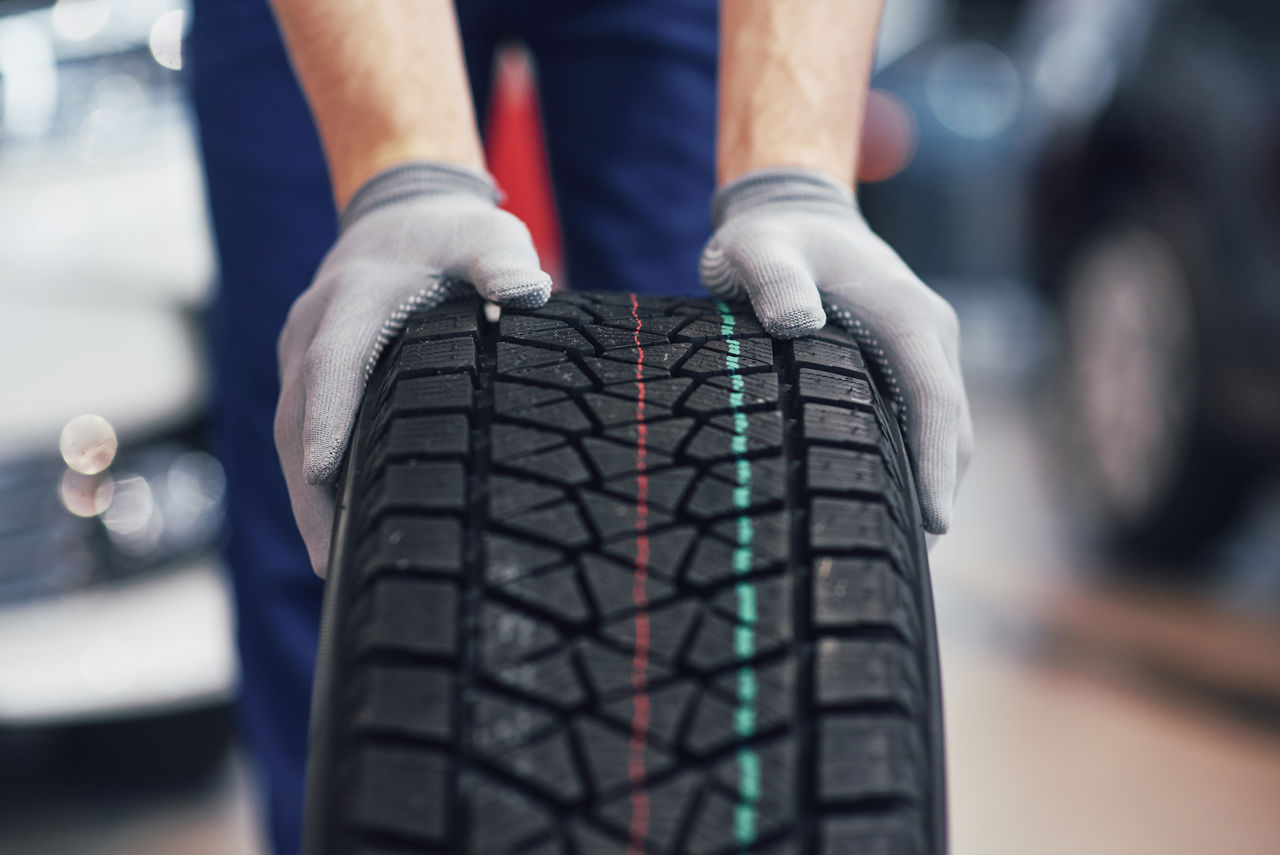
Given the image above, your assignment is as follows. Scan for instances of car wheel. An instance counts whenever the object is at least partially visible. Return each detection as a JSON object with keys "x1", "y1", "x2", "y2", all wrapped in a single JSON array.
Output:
[{"x1": 1057, "y1": 213, "x2": 1256, "y2": 559}]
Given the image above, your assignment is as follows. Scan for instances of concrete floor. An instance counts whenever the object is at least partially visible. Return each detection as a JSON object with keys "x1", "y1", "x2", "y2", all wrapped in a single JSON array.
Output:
[{"x1": 4, "y1": 383, "x2": 1280, "y2": 855}]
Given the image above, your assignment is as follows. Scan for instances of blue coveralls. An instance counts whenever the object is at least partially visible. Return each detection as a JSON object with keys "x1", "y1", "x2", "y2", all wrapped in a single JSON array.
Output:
[{"x1": 188, "y1": 2, "x2": 718, "y2": 852}]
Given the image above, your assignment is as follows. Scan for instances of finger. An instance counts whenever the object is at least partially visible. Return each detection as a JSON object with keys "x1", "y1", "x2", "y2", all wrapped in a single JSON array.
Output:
[
  {"x1": 274, "y1": 368, "x2": 338, "y2": 575},
  {"x1": 455, "y1": 214, "x2": 553, "y2": 308},
  {"x1": 709, "y1": 237, "x2": 827, "y2": 339}
]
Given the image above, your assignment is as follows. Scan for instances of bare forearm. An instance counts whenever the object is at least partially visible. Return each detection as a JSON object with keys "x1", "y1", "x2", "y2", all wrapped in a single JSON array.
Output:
[
  {"x1": 269, "y1": 0, "x2": 483, "y2": 209},
  {"x1": 718, "y1": 0, "x2": 883, "y2": 188}
]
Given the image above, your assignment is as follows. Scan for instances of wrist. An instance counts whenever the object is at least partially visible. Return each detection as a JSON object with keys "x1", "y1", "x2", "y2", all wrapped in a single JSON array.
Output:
[
  {"x1": 340, "y1": 161, "x2": 499, "y2": 231},
  {"x1": 330, "y1": 136, "x2": 485, "y2": 212},
  {"x1": 711, "y1": 166, "x2": 857, "y2": 227}
]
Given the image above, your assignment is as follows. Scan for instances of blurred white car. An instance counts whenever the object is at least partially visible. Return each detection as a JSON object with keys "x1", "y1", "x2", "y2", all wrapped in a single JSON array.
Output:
[{"x1": 0, "y1": 0, "x2": 235, "y2": 765}]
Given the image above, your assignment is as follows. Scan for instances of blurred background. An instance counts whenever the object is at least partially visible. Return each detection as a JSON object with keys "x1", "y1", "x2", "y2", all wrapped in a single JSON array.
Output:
[{"x1": 1, "y1": 0, "x2": 1278, "y2": 852}]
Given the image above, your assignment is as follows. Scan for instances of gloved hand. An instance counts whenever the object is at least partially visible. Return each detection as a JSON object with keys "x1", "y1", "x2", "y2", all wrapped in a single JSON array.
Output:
[
  {"x1": 275, "y1": 163, "x2": 552, "y2": 574},
  {"x1": 699, "y1": 167, "x2": 972, "y2": 534}
]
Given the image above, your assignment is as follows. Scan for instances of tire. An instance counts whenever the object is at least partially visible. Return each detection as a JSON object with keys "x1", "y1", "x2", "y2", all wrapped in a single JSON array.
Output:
[
  {"x1": 303, "y1": 293, "x2": 946, "y2": 855},
  {"x1": 1054, "y1": 207, "x2": 1258, "y2": 561}
]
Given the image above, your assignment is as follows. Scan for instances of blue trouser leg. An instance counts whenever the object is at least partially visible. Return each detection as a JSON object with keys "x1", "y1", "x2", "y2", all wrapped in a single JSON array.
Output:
[
  {"x1": 188, "y1": 3, "x2": 332, "y2": 853},
  {"x1": 528, "y1": 0, "x2": 719, "y2": 296}
]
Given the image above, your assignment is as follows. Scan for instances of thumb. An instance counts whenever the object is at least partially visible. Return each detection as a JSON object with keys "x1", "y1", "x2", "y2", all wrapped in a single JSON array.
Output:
[
  {"x1": 705, "y1": 236, "x2": 826, "y2": 339},
  {"x1": 457, "y1": 214, "x2": 553, "y2": 308}
]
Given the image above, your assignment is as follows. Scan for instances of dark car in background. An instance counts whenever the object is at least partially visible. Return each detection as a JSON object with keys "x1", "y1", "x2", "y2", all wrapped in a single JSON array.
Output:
[
  {"x1": 864, "y1": 0, "x2": 1280, "y2": 562},
  {"x1": 1029, "y1": 0, "x2": 1280, "y2": 558}
]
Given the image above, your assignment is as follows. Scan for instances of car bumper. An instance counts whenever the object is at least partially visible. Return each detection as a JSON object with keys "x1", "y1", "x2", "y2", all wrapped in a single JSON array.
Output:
[{"x1": 0, "y1": 559, "x2": 236, "y2": 726}]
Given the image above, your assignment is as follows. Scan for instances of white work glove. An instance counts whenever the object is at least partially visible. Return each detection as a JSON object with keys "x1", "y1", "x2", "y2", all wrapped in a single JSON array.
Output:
[
  {"x1": 700, "y1": 167, "x2": 973, "y2": 533},
  {"x1": 275, "y1": 163, "x2": 552, "y2": 574}
]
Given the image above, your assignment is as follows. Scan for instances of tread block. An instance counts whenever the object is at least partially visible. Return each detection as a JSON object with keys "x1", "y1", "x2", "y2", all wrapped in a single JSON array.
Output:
[
  {"x1": 485, "y1": 535, "x2": 564, "y2": 584},
  {"x1": 597, "y1": 377, "x2": 693, "y2": 410},
  {"x1": 820, "y1": 813, "x2": 928, "y2": 855},
  {"x1": 601, "y1": 524, "x2": 696, "y2": 578},
  {"x1": 467, "y1": 779, "x2": 556, "y2": 854},
  {"x1": 819, "y1": 715, "x2": 924, "y2": 802},
  {"x1": 709, "y1": 576, "x2": 795, "y2": 651},
  {"x1": 600, "y1": 600, "x2": 700, "y2": 665},
  {"x1": 356, "y1": 516, "x2": 462, "y2": 578},
  {"x1": 491, "y1": 424, "x2": 567, "y2": 461},
  {"x1": 596, "y1": 771, "x2": 698, "y2": 851},
  {"x1": 582, "y1": 356, "x2": 673, "y2": 385},
  {"x1": 603, "y1": 417, "x2": 696, "y2": 457},
  {"x1": 363, "y1": 461, "x2": 466, "y2": 521},
  {"x1": 575, "y1": 717, "x2": 676, "y2": 797},
  {"x1": 484, "y1": 648, "x2": 587, "y2": 710},
  {"x1": 385, "y1": 414, "x2": 470, "y2": 458},
  {"x1": 599, "y1": 679, "x2": 695, "y2": 748},
  {"x1": 582, "y1": 490, "x2": 674, "y2": 541},
  {"x1": 487, "y1": 729, "x2": 584, "y2": 803},
  {"x1": 581, "y1": 554, "x2": 676, "y2": 620},
  {"x1": 479, "y1": 602, "x2": 562, "y2": 666},
  {"x1": 711, "y1": 738, "x2": 798, "y2": 839},
  {"x1": 601, "y1": 465, "x2": 697, "y2": 514},
  {"x1": 501, "y1": 359, "x2": 596, "y2": 391},
  {"x1": 348, "y1": 578, "x2": 457, "y2": 659},
  {"x1": 812, "y1": 558, "x2": 920, "y2": 641},
  {"x1": 500, "y1": 314, "x2": 572, "y2": 337},
  {"x1": 709, "y1": 511, "x2": 791, "y2": 568},
  {"x1": 811, "y1": 499, "x2": 912, "y2": 561},
  {"x1": 506, "y1": 399, "x2": 593, "y2": 434},
  {"x1": 683, "y1": 786, "x2": 743, "y2": 855},
  {"x1": 685, "y1": 604, "x2": 790, "y2": 673},
  {"x1": 400, "y1": 336, "x2": 478, "y2": 375},
  {"x1": 796, "y1": 367, "x2": 873, "y2": 407},
  {"x1": 387, "y1": 373, "x2": 474, "y2": 415},
  {"x1": 503, "y1": 502, "x2": 594, "y2": 550},
  {"x1": 581, "y1": 324, "x2": 669, "y2": 351},
  {"x1": 577, "y1": 639, "x2": 673, "y2": 699},
  {"x1": 402, "y1": 306, "x2": 479, "y2": 341},
  {"x1": 346, "y1": 745, "x2": 448, "y2": 843},
  {"x1": 487, "y1": 476, "x2": 564, "y2": 520},
  {"x1": 493, "y1": 381, "x2": 568, "y2": 414},
  {"x1": 498, "y1": 565, "x2": 592, "y2": 626},
  {"x1": 499, "y1": 445, "x2": 594, "y2": 487},
  {"x1": 816, "y1": 639, "x2": 922, "y2": 714},
  {"x1": 803, "y1": 403, "x2": 880, "y2": 447},
  {"x1": 498, "y1": 341, "x2": 568, "y2": 372},
  {"x1": 470, "y1": 690, "x2": 558, "y2": 752},
  {"x1": 807, "y1": 446, "x2": 888, "y2": 494},
  {"x1": 792, "y1": 337, "x2": 867, "y2": 376},
  {"x1": 348, "y1": 664, "x2": 452, "y2": 741},
  {"x1": 582, "y1": 436, "x2": 674, "y2": 478},
  {"x1": 503, "y1": 324, "x2": 596, "y2": 355}
]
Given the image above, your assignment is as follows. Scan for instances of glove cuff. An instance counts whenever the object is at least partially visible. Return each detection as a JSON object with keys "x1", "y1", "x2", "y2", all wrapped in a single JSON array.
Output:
[
  {"x1": 710, "y1": 167, "x2": 856, "y2": 228},
  {"x1": 341, "y1": 162, "x2": 501, "y2": 231}
]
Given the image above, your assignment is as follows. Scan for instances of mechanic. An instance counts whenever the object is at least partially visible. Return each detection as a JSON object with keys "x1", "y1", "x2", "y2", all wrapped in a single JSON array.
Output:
[{"x1": 189, "y1": 1, "x2": 972, "y2": 851}]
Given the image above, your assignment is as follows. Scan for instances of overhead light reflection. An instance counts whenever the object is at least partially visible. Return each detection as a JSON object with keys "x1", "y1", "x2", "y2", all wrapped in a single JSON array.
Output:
[
  {"x1": 59, "y1": 414, "x2": 118, "y2": 475},
  {"x1": 59, "y1": 469, "x2": 114, "y2": 518},
  {"x1": 101, "y1": 474, "x2": 164, "y2": 555},
  {"x1": 925, "y1": 40, "x2": 1022, "y2": 140},
  {"x1": 148, "y1": 9, "x2": 185, "y2": 71}
]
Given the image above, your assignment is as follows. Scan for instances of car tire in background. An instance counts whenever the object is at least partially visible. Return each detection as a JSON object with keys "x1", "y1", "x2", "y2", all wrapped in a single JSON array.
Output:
[
  {"x1": 302, "y1": 294, "x2": 946, "y2": 854},
  {"x1": 1053, "y1": 198, "x2": 1260, "y2": 561}
]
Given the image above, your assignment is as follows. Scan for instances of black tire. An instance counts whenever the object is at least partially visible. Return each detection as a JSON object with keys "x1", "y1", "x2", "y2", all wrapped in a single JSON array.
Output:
[{"x1": 303, "y1": 293, "x2": 946, "y2": 855}]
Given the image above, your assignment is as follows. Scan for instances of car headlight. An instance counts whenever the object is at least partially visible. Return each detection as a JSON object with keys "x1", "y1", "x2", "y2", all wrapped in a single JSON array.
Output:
[{"x1": 0, "y1": 419, "x2": 225, "y2": 605}]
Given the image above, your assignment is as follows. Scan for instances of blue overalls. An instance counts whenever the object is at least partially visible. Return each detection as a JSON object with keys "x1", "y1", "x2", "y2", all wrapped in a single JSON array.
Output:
[{"x1": 187, "y1": 2, "x2": 718, "y2": 851}]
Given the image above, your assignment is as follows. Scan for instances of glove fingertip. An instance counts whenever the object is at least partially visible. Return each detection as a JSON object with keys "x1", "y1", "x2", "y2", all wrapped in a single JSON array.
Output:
[
  {"x1": 482, "y1": 269, "x2": 553, "y2": 309},
  {"x1": 761, "y1": 304, "x2": 827, "y2": 340}
]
